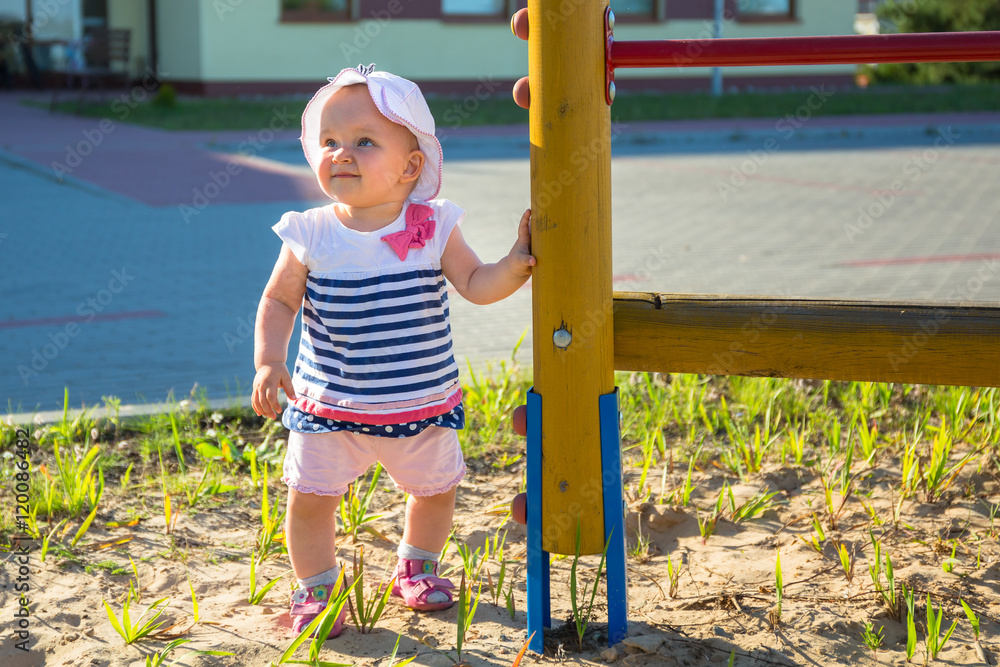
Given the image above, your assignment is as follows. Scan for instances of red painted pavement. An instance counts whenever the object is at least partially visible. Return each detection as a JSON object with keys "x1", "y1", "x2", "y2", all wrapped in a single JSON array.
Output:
[
  {"x1": 4, "y1": 92, "x2": 999, "y2": 208},
  {"x1": 836, "y1": 253, "x2": 1000, "y2": 268},
  {"x1": 648, "y1": 163, "x2": 924, "y2": 196},
  {"x1": 0, "y1": 310, "x2": 168, "y2": 330},
  {"x1": 1, "y1": 93, "x2": 325, "y2": 207}
]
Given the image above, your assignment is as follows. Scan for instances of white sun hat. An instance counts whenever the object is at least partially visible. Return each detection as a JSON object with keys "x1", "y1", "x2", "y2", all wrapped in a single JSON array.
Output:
[{"x1": 300, "y1": 64, "x2": 443, "y2": 202}]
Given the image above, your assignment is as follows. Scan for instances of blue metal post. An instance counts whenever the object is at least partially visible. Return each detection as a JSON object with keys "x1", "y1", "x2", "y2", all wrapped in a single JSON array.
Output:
[
  {"x1": 599, "y1": 388, "x2": 628, "y2": 645},
  {"x1": 526, "y1": 389, "x2": 549, "y2": 652}
]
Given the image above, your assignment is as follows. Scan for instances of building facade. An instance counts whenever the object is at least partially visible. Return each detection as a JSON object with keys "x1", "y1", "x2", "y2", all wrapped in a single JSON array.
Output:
[{"x1": 6, "y1": 0, "x2": 859, "y2": 95}]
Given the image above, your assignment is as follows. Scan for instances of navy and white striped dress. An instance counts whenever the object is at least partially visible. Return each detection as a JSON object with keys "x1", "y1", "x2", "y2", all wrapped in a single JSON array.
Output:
[{"x1": 273, "y1": 199, "x2": 464, "y2": 436}]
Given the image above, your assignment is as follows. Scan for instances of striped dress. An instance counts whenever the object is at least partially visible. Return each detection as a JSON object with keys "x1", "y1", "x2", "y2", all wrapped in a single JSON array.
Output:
[{"x1": 273, "y1": 199, "x2": 464, "y2": 428}]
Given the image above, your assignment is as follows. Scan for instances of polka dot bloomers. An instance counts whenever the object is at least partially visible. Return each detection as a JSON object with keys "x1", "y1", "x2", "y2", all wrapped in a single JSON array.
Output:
[{"x1": 282, "y1": 403, "x2": 465, "y2": 437}]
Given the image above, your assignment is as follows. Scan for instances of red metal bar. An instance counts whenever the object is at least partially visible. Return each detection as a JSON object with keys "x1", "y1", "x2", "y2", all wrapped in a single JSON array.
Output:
[{"x1": 610, "y1": 31, "x2": 1000, "y2": 69}]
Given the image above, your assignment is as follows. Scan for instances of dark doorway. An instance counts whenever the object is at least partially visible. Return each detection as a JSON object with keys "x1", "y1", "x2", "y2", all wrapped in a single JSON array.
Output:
[{"x1": 83, "y1": 0, "x2": 107, "y2": 33}]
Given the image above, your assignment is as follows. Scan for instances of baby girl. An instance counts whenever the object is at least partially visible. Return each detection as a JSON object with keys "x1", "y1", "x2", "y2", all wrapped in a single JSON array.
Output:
[{"x1": 251, "y1": 64, "x2": 534, "y2": 638}]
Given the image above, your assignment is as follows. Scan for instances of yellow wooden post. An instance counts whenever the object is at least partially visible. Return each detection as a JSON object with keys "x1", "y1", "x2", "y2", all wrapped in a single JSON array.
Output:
[{"x1": 528, "y1": 0, "x2": 613, "y2": 555}]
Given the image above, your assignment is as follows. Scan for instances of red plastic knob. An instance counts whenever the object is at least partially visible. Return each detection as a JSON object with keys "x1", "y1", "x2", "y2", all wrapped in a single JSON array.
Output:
[
  {"x1": 511, "y1": 8, "x2": 529, "y2": 41},
  {"x1": 512, "y1": 76, "x2": 530, "y2": 110},
  {"x1": 512, "y1": 404, "x2": 527, "y2": 436},
  {"x1": 511, "y1": 492, "x2": 527, "y2": 525}
]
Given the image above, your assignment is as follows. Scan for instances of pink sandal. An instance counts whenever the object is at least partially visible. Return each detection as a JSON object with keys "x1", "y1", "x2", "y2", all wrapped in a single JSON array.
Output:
[
  {"x1": 391, "y1": 558, "x2": 455, "y2": 611},
  {"x1": 289, "y1": 582, "x2": 347, "y2": 639}
]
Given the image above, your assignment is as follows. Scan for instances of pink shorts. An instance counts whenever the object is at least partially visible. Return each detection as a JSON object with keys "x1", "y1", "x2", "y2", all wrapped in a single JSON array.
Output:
[{"x1": 282, "y1": 426, "x2": 466, "y2": 498}]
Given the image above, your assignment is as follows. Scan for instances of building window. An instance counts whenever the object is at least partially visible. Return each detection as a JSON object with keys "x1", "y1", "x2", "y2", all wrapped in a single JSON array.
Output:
[
  {"x1": 281, "y1": 0, "x2": 353, "y2": 22},
  {"x1": 442, "y1": 0, "x2": 506, "y2": 17},
  {"x1": 610, "y1": 0, "x2": 656, "y2": 21},
  {"x1": 738, "y1": 0, "x2": 796, "y2": 20}
]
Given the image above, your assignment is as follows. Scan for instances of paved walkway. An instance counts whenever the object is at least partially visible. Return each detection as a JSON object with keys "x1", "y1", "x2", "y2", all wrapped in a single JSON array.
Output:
[{"x1": 2, "y1": 92, "x2": 999, "y2": 418}]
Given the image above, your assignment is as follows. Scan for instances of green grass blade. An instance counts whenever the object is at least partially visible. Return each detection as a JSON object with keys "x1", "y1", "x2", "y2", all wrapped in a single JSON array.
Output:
[
  {"x1": 261, "y1": 469, "x2": 270, "y2": 526},
  {"x1": 960, "y1": 599, "x2": 980, "y2": 638},
  {"x1": 775, "y1": 550, "x2": 784, "y2": 605},
  {"x1": 387, "y1": 632, "x2": 417, "y2": 667},
  {"x1": 367, "y1": 576, "x2": 397, "y2": 633},
  {"x1": 927, "y1": 594, "x2": 937, "y2": 639},
  {"x1": 103, "y1": 599, "x2": 128, "y2": 642},
  {"x1": 511, "y1": 327, "x2": 527, "y2": 361},
  {"x1": 188, "y1": 575, "x2": 199, "y2": 623},
  {"x1": 307, "y1": 572, "x2": 354, "y2": 662},
  {"x1": 247, "y1": 554, "x2": 258, "y2": 603},
  {"x1": 71, "y1": 505, "x2": 99, "y2": 547},
  {"x1": 61, "y1": 387, "x2": 69, "y2": 432},
  {"x1": 121, "y1": 597, "x2": 133, "y2": 639},
  {"x1": 940, "y1": 619, "x2": 959, "y2": 650},
  {"x1": 585, "y1": 532, "x2": 611, "y2": 626},
  {"x1": 570, "y1": 524, "x2": 581, "y2": 635},
  {"x1": 457, "y1": 572, "x2": 467, "y2": 659},
  {"x1": 79, "y1": 444, "x2": 101, "y2": 474},
  {"x1": 277, "y1": 597, "x2": 340, "y2": 665},
  {"x1": 351, "y1": 547, "x2": 366, "y2": 630},
  {"x1": 253, "y1": 570, "x2": 290, "y2": 604},
  {"x1": 129, "y1": 598, "x2": 170, "y2": 642}
]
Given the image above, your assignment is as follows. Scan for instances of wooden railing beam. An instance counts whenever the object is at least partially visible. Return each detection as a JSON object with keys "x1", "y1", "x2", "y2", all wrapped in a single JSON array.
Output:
[{"x1": 613, "y1": 292, "x2": 1000, "y2": 387}]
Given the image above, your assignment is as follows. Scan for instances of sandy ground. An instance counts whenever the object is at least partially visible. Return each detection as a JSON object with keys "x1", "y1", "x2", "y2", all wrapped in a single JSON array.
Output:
[{"x1": 3, "y1": 450, "x2": 1000, "y2": 667}]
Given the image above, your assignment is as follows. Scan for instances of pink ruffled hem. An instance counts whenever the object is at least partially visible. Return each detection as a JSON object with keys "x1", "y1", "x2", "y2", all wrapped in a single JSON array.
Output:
[
  {"x1": 398, "y1": 464, "x2": 466, "y2": 497},
  {"x1": 292, "y1": 389, "x2": 462, "y2": 426},
  {"x1": 282, "y1": 477, "x2": 349, "y2": 498}
]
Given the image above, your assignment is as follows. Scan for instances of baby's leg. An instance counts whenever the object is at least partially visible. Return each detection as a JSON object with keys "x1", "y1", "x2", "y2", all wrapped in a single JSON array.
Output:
[
  {"x1": 394, "y1": 487, "x2": 458, "y2": 609},
  {"x1": 284, "y1": 488, "x2": 348, "y2": 637},
  {"x1": 386, "y1": 425, "x2": 464, "y2": 553},
  {"x1": 285, "y1": 489, "x2": 341, "y2": 580},
  {"x1": 381, "y1": 426, "x2": 465, "y2": 610},
  {"x1": 401, "y1": 486, "x2": 457, "y2": 553},
  {"x1": 282, "y1": 429, "x2": 377, "y2": 636},
  {"x1": 283, "y1": 429, "x2": 379, "y2": 578}
]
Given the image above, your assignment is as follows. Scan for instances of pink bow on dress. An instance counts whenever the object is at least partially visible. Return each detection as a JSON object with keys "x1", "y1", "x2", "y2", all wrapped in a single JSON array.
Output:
[{"x1": 381, "y1": 204, "x2": 436, "y2": 261}]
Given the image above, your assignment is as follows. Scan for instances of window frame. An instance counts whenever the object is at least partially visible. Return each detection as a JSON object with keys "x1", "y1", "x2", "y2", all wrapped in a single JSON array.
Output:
[
  {"x1": 280, "y1": 0, "x2": 358, "y2": 24},
  {"x1": 609, "y1": 0, "x2": 664, "y2": 24},
  {"x1": 736, "y1": 0, "x2": 798, "y2": 24},
  {"x1": 440, "y1": 0, "x2": 517, "y2": 23}
]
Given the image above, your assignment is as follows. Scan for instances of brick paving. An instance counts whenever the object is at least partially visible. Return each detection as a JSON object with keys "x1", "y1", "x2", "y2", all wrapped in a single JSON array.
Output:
[{"x1": 2, "y1": 92, "x2": 998, "y2": 416}]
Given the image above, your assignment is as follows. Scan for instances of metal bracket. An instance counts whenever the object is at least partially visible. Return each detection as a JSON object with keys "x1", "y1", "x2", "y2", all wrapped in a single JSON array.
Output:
[
  {"x1": 526, "y1": 389, "x2": 550, "y2": 653},
  {"x1": 525, "y1": 387, "x2": 629, "y2": 653},
  {"x1": 599, "y1": 387, "x2": 628, "y2": 645}
]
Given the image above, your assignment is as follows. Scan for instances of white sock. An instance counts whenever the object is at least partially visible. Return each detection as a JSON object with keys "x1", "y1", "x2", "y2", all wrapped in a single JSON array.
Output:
[
  {"x1": 397, "y1": 542, "x2": 440, "y2": 562},
  {"x1": 297, "y1": 564, "x2": 340, "y2": 589}
]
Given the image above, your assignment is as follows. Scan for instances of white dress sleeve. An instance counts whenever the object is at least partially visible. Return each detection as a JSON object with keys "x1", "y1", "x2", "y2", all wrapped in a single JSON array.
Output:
[
  {"x1": 430, "y1": 198, "x2": 466, "y2": 259},
  {"x1": 272, "y1": 210, "x2": 313, "y2": 269}
]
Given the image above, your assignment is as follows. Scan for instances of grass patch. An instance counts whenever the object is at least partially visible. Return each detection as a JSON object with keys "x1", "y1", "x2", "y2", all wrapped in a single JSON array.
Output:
[
  {"x1": 31, "y1": 84, "x2": 1000, "y2": 132},
  {"x1": 2, "y1": 368, "x2": 997, "y2": 662},
  {"x1": 607, "y1": 83, "x2": 1000, "y2": 124},
  {"x1": 4, "y1": 372, "x2": 998, "y2": 524}
]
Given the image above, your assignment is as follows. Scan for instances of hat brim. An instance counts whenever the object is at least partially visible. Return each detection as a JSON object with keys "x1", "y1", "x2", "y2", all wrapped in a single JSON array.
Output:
[{"x1": 300, "y1": 70, "x2": 442, "y2": 202}]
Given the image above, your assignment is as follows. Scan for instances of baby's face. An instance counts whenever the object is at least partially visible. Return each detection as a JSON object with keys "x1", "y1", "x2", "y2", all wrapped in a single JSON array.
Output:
[{"x1": 316, "y1": 84, "x2": 423, "y2": 207}]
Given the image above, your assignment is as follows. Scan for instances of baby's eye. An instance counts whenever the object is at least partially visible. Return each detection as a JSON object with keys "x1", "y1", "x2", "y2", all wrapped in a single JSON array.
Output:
[
  {"x1": 357, "y1": 138, "x2": 374, "y2": 147},
  {"x1": 324, "y1": 139, "x2": 337, "y2": 148}
]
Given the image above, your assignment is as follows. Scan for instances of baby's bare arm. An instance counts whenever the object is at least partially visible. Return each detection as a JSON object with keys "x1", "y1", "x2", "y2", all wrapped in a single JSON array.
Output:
[
  {"x1": 253, "y1": 245, "x2": 308, "y2": 418},
  {"x1": 442, "y1": 209, "x2": 534, "y2": 305}
]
